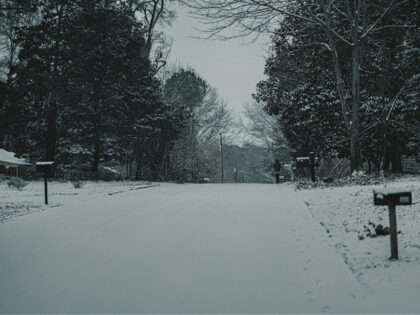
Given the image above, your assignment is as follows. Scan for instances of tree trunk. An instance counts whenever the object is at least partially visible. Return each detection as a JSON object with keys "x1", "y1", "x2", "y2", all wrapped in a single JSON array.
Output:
[
  {"x1": 91, "y1": 83, "x2": 102, "y2": 174},
  {"x1": 350, "y1": 2, "x2": 361, "y2": 172},
  {"x1": 135, "y1": 154, "x2": 141, "y2": 180},
  {"x1": 150, "y1": 161, "x2": 159, "y2": 181},
  {"x1": 92, "y1": 138, "x2": 101, "y2": 174},
  {"x1": 391, "y1": 136, "x2": 402, "y2": 173},
  {"x1": 46, "y1": 98, "x2": 57, "y2": 162},
  {"x1": 328, "y1": 34, "x2": 351, "y2": 136},
  {"x1": 45, "y1": 2, "x2": 64, "y2": 165}
]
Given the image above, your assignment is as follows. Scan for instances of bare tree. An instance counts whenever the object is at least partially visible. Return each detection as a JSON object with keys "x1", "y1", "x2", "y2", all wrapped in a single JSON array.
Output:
[
  {"x1": 123, "y1": 0, "x2": 176, "y2": 69},
  {"x1": 239, "y1": 101, "x2": 288, "y2": 160},
  {"x1": 169, "y1": 84, "x2": 232, "y2": 182},
  {"x1": 182, "y1": 0, "x2": 411, "y2": 171}
]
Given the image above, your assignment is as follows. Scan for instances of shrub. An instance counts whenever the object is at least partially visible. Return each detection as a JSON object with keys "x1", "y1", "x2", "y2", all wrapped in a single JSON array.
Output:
[
  {"x1": 71, "y1": 179, "x2": 86, "y2": 189},
  {"x1": 69, "y1": 170, "x2": 87, "y2": 189},
  {"x1": 7, "y1": 177, "x2": 28, "y2": 190}
]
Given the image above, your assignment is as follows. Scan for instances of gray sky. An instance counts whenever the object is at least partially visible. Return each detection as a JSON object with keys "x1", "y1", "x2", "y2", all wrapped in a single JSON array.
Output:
[{"x1": 163, "y1": 7, "x2": 269, "y2": 117}]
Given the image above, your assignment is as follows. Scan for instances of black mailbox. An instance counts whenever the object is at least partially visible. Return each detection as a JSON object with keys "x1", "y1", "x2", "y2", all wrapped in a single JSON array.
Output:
[
  {"x1": 374, "y1": 189, "x2": 412, "y2": 206},
  {"x1": 36, "y1": 161, "x2": 54, "y2": 174}
]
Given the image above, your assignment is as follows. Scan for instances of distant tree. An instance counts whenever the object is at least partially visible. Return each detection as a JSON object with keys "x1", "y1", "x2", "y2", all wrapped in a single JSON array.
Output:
[
  {"x1": 123, "y1": 0, "x2": 177, "y2": 70},
  {"x1": 239, "y1": 101, "x2": 289, "y2": 163},
  {"x1": 164, "y1": 68, "x2": 232, "y2": 182}
]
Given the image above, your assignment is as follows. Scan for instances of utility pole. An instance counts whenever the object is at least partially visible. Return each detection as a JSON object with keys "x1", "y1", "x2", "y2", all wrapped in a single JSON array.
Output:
[{"x1": 220, "y1": 133, "x2": 224, "y2": 183}]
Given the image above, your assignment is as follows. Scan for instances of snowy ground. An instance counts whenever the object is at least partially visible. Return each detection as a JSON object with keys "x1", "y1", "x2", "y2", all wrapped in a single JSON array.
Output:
[
  {"x1": 0, "y1": 180, "x2": 419, "y2": 313},
  {"x1": 0, "y1": 180, "x2": 155, "y2": 223},
  {"x1": 296, "y1": 176, "x2": 420, "y2": 311}
]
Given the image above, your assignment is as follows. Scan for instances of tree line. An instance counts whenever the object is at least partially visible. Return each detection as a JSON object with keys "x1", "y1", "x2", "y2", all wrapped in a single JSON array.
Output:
[
  {"x1": 185, "y1": 0, "x2": 419, "y2": 174},
  {"x1": 0, "y1": 0, "x2": 232, "y2": 181}
]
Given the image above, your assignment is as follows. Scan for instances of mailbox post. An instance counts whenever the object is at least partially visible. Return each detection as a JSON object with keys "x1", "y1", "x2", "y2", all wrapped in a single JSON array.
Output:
[
  {"x1": 374, "y1": 189, "x2": 412, "y2": 260},
  {"x1": 309, "y1": 152, "x2": 315, "y2": 183},
  {"x1": 36, "y1": 162, "x2": 54, "y2": 205}
]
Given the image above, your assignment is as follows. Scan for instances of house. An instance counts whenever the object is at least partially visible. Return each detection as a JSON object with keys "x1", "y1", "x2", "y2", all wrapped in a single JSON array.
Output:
[{"x1": 0, "y1": 149, "x2": 32, "y2": 177}]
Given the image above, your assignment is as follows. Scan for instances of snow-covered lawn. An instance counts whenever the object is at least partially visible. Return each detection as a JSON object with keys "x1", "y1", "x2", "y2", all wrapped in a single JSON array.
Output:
[
  {"x1": 0, "y1": 180, "x2": 155, "y2": 222},
  {"x1": 296, "y1": 176, "x2": 420, "y2": 309}
]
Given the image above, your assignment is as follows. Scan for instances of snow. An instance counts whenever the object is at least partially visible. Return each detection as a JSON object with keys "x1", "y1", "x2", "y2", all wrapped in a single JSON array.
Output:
[
  {"x1": 0, "y1": 179, "x2": 419, "y2": 313},
  {"x1": 374, "y1": 187, "x2": 413, "y2": 195},
  {"x1": 35, "y1": 161, "x2": 55, "y2": 166},
  {"x1": 297, "y1": 176, "x2": 420, "y2": 312},
  {"x1": 0, "y1": 180, "x2": 155, "y2": 222},
  {"x1": 0, "y1": 149, "x2": 32, "y2": 166}
]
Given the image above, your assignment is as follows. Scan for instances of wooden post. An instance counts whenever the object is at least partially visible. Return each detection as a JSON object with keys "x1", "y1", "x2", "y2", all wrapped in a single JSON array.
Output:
[
  {"x1": 309, "y1": 152, "x2": 315, "y2": 183},
  {"x1": 44, "y1": 172, "x2": 48, "y2": 205},
  {"x1": 388, "y1": 204, "x2": 398, "y2": 259}
]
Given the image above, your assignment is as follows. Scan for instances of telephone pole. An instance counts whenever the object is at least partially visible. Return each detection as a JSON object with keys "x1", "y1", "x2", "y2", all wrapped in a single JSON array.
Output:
[{"x1": 220, "y1": 133, "x2": 224, "y2": 183}]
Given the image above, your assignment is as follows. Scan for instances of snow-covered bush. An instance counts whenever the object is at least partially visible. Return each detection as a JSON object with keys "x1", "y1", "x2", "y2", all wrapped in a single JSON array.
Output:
[
  {"x1": 7, "y1": 177, "x2": 28, "y2": 190},
  {"x1": 295, "y1": 172, "x2": 400, "y2": 190},
  {"x1": 69, "y1": 169, "x2": 87, "y2": 188},
  {"x1": 71, "y1": 179, "x2": 86, "y2": 189}
]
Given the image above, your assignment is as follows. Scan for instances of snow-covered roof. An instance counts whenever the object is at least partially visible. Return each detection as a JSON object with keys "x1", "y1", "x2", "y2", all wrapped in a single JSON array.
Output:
[
  {"x1": 374, "y1": 188, "x2": 411, "y2": 195},
  {"x1": 101, "y1": 166, "x2": 119, "y2": 174},
  {"x1": 36, "y1": 161, "x2": 54, "y2": 166},
  {"x1": 0, "y1": 149, "x2": 32, "y2": 167}
]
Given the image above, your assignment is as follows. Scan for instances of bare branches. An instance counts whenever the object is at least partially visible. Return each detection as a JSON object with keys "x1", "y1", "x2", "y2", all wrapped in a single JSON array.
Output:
[
  {"x1": 239, "y1": 101, "x2": 287, "y2": 152},
  {"x1": 360, "y1": 0, "x2": 408, "y2": 40}
]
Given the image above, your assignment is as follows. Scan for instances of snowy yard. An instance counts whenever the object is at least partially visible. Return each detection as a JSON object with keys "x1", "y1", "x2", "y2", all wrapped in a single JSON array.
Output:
[
  {"x1": 296, "y1": 176, "x2": 420, "y2": 309},
  {"x1": 0, "y1": 179, "x2": 419, "y2": 313},
  {"x1": 0, "y1": 180, "x2": 156, "y2": 223}
]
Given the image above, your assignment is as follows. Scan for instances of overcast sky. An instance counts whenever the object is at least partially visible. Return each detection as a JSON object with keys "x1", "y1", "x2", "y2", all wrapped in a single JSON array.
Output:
[{"x1": 163, "y1": 6, "x2": 269, "y2": 117}]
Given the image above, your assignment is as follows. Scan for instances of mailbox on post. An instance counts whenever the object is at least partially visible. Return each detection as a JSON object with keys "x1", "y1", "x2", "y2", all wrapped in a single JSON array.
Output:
[
  {"x1": 373, "y1": 188, "x2": 412, "y2": 260},
  {"x1": 296, "y1": 152, "x2": 319, "y2": 182},
  {"x1": 36, "y1": 161, "x2": 54, "y2": 205},
  {"x1": 296, "y1": 157, "x2": 310, "y2": 167},
  {"x1": 374, "y1": 190, "x2": 412, "y2": 206}
]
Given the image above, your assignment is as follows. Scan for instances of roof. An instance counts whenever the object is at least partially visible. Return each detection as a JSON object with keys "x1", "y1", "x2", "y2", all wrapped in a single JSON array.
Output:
[
  {"x1": 36, "y1": 161, "x2": 54, "y2": 166},
  {"x1": 0, "y1": 149, "x2": 32, "y2": 167}
]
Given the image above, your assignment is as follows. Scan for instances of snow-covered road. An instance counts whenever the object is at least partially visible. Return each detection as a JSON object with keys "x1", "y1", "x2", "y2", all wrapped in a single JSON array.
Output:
[{"x1": 0, "y1": 183, "x2": 410, "y2": 313}]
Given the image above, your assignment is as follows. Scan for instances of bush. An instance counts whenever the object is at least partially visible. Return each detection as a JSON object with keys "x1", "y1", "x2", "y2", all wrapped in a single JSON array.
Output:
[
  {"x1": 71, "y1": 179, "x2": 86, "y2": 189},
  {"x1": 7, "y1": 177, "x2": 28, "y2": 190},
  {"x1": 294, "y1": 171, "x2": 399, "y2": 190},
  {"x1": 69, "y1": 170, "x2": 87, "y2": 189}
]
